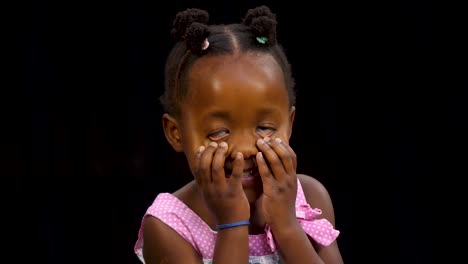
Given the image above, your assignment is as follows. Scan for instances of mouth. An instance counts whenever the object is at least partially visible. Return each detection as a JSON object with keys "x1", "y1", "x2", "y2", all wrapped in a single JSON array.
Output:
[{"x1": 224, "y1": 159, "x2": 259, "y2": 179}]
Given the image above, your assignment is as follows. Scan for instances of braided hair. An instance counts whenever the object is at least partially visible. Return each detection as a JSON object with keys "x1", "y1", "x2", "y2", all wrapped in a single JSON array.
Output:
[{"x1": 160, "y1": 6, "x2": 296, "y2": 118}]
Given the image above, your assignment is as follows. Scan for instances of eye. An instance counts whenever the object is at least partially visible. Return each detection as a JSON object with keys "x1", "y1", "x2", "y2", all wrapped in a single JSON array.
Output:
[
  {"x1": 256, "y1": 126, "x2": 275, "y2": 137},
  {"x1": 208, "y1": 129, "x2": 229, "y2": 141}
]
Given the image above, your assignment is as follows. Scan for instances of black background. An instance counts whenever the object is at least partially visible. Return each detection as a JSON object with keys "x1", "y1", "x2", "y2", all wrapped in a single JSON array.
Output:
[{"x1": 7, "y1": 0, "x2": 466, "y2": 263}]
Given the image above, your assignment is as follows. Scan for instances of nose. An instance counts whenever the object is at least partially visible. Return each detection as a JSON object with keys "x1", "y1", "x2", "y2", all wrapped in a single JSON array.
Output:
[{"x1": 228, "y1": 130, "x2": 260, "y2": 160}]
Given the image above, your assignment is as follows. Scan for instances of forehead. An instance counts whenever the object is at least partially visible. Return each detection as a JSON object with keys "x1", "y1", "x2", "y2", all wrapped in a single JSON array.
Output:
[{"x1": 185, "y1": 53, "x2": 289, "y2": 110}]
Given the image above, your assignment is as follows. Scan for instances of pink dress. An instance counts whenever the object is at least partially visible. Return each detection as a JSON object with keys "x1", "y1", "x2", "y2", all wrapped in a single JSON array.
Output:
[{"x1": 134, "y1": 179, "x2": 340, "y2": 264}]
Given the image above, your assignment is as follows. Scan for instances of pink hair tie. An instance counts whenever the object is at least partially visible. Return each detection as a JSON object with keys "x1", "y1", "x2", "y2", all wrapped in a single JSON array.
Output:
[{"x1": 201, "y1": 38, "x2": 210, "y2": 50}]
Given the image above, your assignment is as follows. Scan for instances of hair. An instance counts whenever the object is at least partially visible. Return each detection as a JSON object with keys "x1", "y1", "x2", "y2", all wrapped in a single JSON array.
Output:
[{"x1": 160, "y1": 5, "x2": 296, "y2": 118}]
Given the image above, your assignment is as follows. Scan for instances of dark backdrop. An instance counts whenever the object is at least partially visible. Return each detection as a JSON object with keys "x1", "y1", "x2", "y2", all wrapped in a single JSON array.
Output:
[{"x1": 7, "y1": 0, "x2": 465, "y2": 263}]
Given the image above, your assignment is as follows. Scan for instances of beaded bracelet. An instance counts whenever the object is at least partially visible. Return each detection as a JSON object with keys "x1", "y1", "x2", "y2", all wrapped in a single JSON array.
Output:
[{"x1": 216, "y1": 221, "x2": 250, "y2": 230}]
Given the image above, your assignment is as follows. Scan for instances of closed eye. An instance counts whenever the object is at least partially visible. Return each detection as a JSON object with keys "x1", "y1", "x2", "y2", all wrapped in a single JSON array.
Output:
[
  {"x1": 208, "y1": 130, "x2": 229, "y2": 141},
  {"x1": 256, "y1": 126, "x2": 275, "y2": 137}
]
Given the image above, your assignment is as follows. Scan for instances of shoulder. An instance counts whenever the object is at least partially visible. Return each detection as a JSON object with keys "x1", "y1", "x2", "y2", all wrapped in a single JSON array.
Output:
[
  {"x1": 141, "y1": 181, "x2": 202, "y2": 262},
  {"x1": 142, "y1": 214, "x2": 201, "y2": 262},
  {"x1": 297, "y1": 174, "x2": 337, "y2": 226}
]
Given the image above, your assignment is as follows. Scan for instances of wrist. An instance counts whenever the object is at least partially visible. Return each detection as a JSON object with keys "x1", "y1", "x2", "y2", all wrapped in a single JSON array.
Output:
[
  {"x1": 216, "y1": 220, "x2": 250, "y2": 230},
  {"x1": 270, "y1": 219, "x2": 303, "y2": 240},
  {"x1": 269, "y1": 215, "x2": 299, "y2": 232},
  {"x1": 216, "y1": 222, "x2": 249, "y2": 237}
]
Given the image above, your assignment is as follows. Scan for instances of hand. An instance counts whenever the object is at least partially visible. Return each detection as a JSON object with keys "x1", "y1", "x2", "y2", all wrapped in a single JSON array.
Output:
[
  {"x1": 193, "y1": 141, "x2": 250, "y2": 225},
  {"x1": 255, "y1": 137, "x2": 298, "y2": 229}
]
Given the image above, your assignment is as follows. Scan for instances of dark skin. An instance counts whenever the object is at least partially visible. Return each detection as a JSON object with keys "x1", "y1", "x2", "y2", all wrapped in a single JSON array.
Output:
[{"x1": 143, "y1": 52, "x2": 343, "y2": 263}]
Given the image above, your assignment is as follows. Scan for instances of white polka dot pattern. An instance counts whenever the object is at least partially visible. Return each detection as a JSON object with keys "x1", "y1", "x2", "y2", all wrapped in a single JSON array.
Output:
[{"x1": 134, "y1": 179, "x2": 340, "y2": 262}]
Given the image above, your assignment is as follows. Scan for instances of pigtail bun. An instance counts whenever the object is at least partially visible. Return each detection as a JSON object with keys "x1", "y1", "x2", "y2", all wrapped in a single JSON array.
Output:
[
  {"x1": 171, "y1": 8, "x2": 210, "y2": 53},
  {"x1": 242, "y1": 6, "x2": 277, "y2": 46}
]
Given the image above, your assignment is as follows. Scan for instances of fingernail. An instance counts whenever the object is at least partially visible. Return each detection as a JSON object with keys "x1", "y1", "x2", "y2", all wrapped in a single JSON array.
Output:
[
  {"x1": 209, "y1": 142, "x2": 218, "y2": 148},
  {"x1": 219, "y1": 142, "x2": 228, "y2": 148},
  {"x1": 197, "y1": 146, "x2": 205, "y2": 154},
  {"x1": 275, "y1": 137, "x2": 282, "y2": 143},
  {"x1": 236, "y1": 152, "x2": 243, "y2": 159},
  {"x1": 264, "y1": 137, "x2": 270, "y2": 142},
  {"x1": 257, "y1": 138, "x2": 265, "y2": 145}
]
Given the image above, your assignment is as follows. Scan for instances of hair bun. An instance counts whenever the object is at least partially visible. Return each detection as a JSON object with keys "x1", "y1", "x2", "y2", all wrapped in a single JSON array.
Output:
[
  {"x1": 184, "y1": 22, "x2": 209, "y2": 53},
  {"x1": 171, "y1": 8, "x2": 209, "y2": 41},
  {"x1": 242, "y1": 6, "x2": 277, "y2": 45}
]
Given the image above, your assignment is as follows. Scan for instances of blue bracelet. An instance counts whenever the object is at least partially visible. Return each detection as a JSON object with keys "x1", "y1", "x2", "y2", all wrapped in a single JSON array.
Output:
[{"x1": 216, "y1": 221, "x2": 250, "y2": 230}]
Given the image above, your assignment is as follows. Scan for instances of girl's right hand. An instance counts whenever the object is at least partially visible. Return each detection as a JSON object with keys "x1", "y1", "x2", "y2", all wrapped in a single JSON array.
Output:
[{"x1": 193, "y1": 142, "x2": 250, "y2": 226}]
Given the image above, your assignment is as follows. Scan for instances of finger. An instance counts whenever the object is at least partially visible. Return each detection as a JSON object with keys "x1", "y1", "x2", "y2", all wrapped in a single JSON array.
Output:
[
  {"x1": 229, "y1": 152, "x2": 244, "y2": 187},
  {"x1": 269, "y1": 137, "x2": 296, "y2": 175},
  {"x1": 193, "y1": 145, "x2": 206, "y2": 185},
  {"x1": 211, "y1": 141, "x2": 228, "y2": 186},
  {"x1": 199, "y1": 141, "x2": 218, "y2": 183},
  {"x1": 256, "y1": 137, "x2": 286, "y2": 179},
  {"x1": 282, "y1": 141, "x2": 297, "y2": 170},
  {"x1": 256, "y1": 151, "x2": 274, "y2": 183}
]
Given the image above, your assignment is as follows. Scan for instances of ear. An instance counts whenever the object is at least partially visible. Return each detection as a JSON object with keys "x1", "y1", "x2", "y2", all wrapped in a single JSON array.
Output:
[
  {"x1": 287, "y1": 106, "x2": 296, "y2": 139},
  {"x1": 162, "y1": 113, "x2": 184, "y2": 152}
]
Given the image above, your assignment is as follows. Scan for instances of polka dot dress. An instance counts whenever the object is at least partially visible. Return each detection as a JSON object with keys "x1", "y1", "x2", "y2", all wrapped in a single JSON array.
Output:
[{"x1": 134, "y1": 179, "x2": 340, "y2": 263}]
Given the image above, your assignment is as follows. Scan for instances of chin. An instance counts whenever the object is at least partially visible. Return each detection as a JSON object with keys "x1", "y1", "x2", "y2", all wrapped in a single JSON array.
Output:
[{"x1": 243, "y1": 179, "x2": 263, "y2": 204}]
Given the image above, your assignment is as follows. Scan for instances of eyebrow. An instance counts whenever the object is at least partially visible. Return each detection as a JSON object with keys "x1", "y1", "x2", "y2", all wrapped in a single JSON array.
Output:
[
  {"x1": 206, "y1": 111, "x2": 231, "y2": 120},
  {"x1": 203, "y1": 108, "x2": 280, "y2": 122},
  {"x1": 256, "y1": 108, "x2": 280, "y2": 117}
]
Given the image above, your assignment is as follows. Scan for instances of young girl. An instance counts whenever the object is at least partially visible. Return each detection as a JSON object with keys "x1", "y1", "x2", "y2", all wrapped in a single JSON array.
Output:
[{"x1": 134, "y1": 6, "x2": 343, "y2": 264}]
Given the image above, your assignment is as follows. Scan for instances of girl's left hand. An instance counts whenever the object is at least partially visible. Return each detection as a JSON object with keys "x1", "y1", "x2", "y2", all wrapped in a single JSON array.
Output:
[{"x1": 255, "y1": 137, "x2": 298, "y2": 230}]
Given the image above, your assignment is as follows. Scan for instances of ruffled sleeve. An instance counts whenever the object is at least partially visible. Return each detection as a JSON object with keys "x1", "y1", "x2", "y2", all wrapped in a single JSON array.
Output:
[
  {"x1": 296, "y1": 203, "x2": 340, "y2": 246},
  {"x1": 264, "y1": 178, "x2": 340, "y2": 252},
  {"x1": 264, "y1": 204, "x2": 340, "y2": 251}
]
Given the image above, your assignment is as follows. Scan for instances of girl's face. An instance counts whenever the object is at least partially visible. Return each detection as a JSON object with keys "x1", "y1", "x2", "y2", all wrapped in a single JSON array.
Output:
[{"x1": 165, "y1": 52, "x2": 295, "y2": 202}]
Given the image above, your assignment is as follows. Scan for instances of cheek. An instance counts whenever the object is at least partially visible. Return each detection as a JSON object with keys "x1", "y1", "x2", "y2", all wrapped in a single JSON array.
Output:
[
  {"x1": 274, "y1": 128, "x2": 292, "y2": 142},
  {"x1": 180, "y1": 116, "x2": 214, "y2": 148},
  {"x1": 185, "y1": 152, "x2": 198, "y2": 175},
  {"x1": 180, "y1": 130, "x2": 213, "y2": 159}
]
